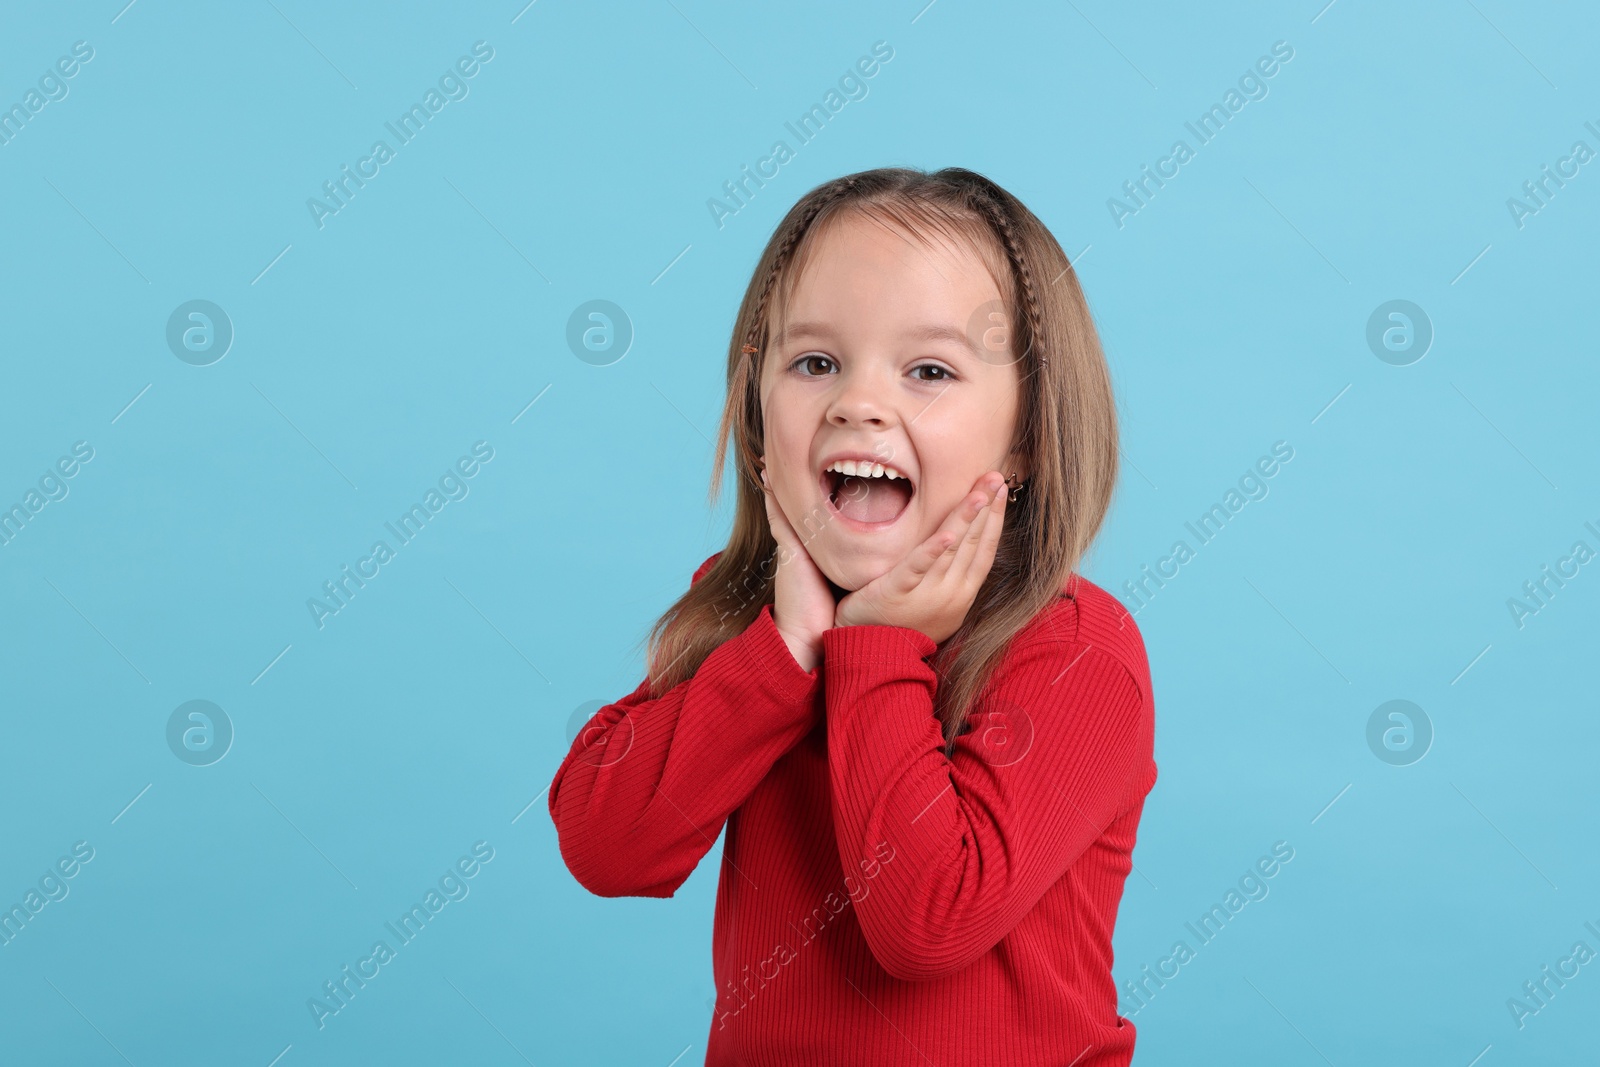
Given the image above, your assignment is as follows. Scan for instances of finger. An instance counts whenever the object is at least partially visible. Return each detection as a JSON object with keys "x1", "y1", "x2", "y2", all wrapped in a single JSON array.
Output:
[
  {"x1": 951, "y1": 482, "x2": 1006, "y2": 578},
  {"x1": 923, "y1": 504, "x2": 975, "y2": 584},
  {"x1": 913, "y1": 484, "x2": 988, "y2": 585},
  {"x1": 963, "y1": 482, "x2": 1008, "y2": 586},
  {"x1": 899, "y1": 525, "x2": 959, "y2": 587},
  {"x1": 932, "y1": 478, "x2": 992, "y2": 555},
  {"x1": 934, "y1": 483, "x2": 990, "y2": 545},
  {"x1": 908, "y1": 476, "x2": 996, "y2": 588},
  {"x1": 940, "y1": 481, "x2": 1000, "y2": 580}
]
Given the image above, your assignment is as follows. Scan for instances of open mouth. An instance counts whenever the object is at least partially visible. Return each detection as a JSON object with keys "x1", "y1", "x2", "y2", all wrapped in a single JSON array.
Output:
[{"x1": 820, "y1": 459, "x2": 915, "y2": 526}]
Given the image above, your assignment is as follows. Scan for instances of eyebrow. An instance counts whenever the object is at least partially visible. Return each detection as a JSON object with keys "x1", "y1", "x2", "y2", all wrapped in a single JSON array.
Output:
[{"x1": 776, "y1": 321, "x2": 978, "y2": 356}]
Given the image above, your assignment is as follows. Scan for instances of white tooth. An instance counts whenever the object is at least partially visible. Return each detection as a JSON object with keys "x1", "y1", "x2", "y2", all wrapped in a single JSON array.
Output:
[
  {"x1": 870, "y1": 463, "x2": 884, "y2": 478},
  {"x1": 843, "y1": 460, "x2": 860, "y2": 476},
  {"x1": 884, "y1": 468, "x2": 898, "y2": 480}
]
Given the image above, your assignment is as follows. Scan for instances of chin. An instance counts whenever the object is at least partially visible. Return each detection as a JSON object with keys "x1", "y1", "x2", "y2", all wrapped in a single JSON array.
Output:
[{"x1": 814, "y1": 553, "x2": 888, "y2": 596}]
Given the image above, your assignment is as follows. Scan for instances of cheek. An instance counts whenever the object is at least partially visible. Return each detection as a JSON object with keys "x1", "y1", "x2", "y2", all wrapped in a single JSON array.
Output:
[
  {"x1": 767, "y1": 435, "x2": 809, "y2": 491},
  {"x1": 910, "y1": 475, "x2": 969, "y2": 535},
  {"x1": 762, "y1": 403, "x2": 814, "y2": 483}
]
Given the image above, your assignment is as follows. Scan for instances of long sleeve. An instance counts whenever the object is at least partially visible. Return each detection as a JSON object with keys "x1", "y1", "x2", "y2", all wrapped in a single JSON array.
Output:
[
  {"x1": 549, "y1": 556, "x2": 819, "y2": 898},
  {"x1": 822, "y1": 622, "x2": 1149, "y2": 982}
]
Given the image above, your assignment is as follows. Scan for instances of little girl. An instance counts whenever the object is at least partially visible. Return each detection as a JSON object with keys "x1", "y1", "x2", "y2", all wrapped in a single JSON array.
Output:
[{"x1": 548, "y1": 167, "x2": 1156, "y2": 1066}]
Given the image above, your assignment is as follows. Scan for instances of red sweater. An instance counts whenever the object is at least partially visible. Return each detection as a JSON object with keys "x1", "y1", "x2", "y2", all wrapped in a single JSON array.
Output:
[{"x1": 549, "y1": 552, "x2": 1157, "y2": 1066}]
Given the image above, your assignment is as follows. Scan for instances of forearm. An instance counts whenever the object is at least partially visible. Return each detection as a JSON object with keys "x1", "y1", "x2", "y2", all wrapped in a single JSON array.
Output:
[
  {"x1": 823, "y1": 625, "x2": 1148, "y2": 979},
  {"x1": 550, "y1": 603, "x2": 818, "y2": 897}
]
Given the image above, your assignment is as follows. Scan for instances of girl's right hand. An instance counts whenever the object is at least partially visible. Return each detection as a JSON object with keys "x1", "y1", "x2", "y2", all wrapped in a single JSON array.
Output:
[{"x1": 760, "y1": 467, "x2": 834, "y2": 674}]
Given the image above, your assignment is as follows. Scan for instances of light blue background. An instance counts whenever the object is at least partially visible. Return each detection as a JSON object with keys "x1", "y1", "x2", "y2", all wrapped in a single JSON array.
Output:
[{"x1": 2, "y1": 1, "x2": 1595, "y2": 1064}]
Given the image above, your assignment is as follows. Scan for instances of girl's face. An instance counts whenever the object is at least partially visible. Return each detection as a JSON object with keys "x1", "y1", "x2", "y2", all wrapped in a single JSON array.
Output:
[{"x1": 758, "y1": 212, "x2": 1026, "y2": 593}]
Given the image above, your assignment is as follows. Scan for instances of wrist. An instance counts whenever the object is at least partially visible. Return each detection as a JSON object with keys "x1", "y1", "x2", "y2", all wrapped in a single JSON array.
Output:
[
  {"x1": 822, "y1": 616, "x2": 940, "y2": 660},
  {"x1": 777, "y1": 627, "x2": 821, "y2": 674}
]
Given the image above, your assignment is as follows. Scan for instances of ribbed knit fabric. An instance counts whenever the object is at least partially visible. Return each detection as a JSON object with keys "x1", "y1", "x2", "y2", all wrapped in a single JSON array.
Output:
[{"x1": 549, "y1": 552, "x2": 1157, "y2": 1066}]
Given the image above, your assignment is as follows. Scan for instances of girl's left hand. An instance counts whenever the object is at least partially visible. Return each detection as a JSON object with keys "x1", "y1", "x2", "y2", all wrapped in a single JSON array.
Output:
[{"x1": 834, "y1": 471, "x2": 1008, "y2": 645}]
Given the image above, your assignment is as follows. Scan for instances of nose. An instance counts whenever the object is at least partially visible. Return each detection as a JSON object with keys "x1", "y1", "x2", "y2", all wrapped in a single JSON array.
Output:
[{"x1": 825, "y1": 367, "x2": 895, "y2": 430}]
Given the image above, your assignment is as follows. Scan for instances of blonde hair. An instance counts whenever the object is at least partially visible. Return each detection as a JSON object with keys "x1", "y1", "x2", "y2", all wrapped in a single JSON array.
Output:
[{"x1": 641, "y1": 166, "x2": 1119, "y2": 754}]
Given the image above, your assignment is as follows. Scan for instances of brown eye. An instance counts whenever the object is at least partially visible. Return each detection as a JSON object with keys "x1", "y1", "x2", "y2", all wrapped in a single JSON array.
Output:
[
  {"x1": 793, "y1": 354, "x2": 835, "y2": 375},
  {"x1": 912, "y1": 363, "x2": 953, "y2": 382}
]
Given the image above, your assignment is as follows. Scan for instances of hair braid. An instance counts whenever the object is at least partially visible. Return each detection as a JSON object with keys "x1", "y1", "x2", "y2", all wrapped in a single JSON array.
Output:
[
  {"x1": 958, "y1": 184, "x2": 1052, "y2": 486},
  {"x1": 744, "y1": 187, "x2": 849, "y2": 351},
  {"x1": 730, "y1": 182, "x2": 862, "y2": 485},
  {"x1": 970, "y1": 187, "x2": 1047, "y2": 374}
]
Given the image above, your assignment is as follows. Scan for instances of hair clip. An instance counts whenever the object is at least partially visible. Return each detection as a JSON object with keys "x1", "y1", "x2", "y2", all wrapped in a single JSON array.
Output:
[{"x1": 741, "y1": 344, "x2": 758, "y2": 354}]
